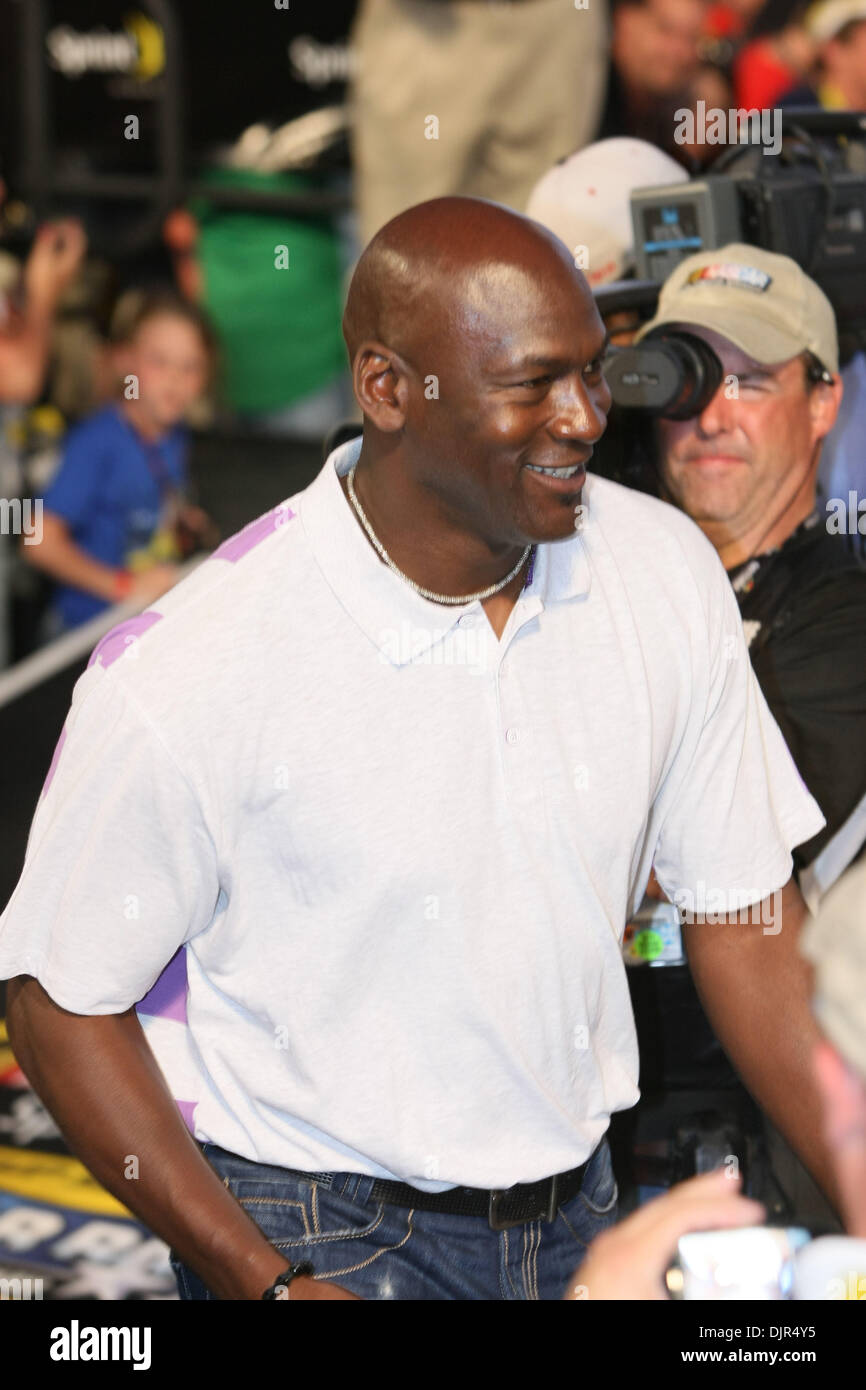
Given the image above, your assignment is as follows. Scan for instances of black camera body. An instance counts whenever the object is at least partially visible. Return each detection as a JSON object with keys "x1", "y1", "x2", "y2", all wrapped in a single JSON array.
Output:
[
  {"x1": 630, "y1": 109, "x2": 866, "y2": 363},
  {"x1": 596, "y1": 111, "x2": 866, "y2": 432}
]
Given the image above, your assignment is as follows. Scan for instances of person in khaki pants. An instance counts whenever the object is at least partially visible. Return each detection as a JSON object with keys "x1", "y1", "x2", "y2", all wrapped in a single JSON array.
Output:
[{"x1": 349, "y1": 0, "x2": 610, "y2": 246}]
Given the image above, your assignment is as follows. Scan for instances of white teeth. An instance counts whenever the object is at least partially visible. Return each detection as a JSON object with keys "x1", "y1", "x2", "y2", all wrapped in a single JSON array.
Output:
[{"x1": 527, "y1": 463, "x2": 582, "y2": 477}]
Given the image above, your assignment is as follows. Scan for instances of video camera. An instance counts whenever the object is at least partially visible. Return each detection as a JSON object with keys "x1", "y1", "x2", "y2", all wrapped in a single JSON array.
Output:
[{"x1": 593, "y1": 109, "x2": 866, "y2": 487}]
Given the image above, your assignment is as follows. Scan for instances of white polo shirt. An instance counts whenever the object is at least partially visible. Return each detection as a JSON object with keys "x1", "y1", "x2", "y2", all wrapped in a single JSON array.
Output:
[{"x1": 0, "y1": 436, "x2": 825, "y2": 1190}]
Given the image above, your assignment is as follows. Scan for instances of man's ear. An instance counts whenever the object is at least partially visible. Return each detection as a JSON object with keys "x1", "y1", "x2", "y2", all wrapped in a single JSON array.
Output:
[
  {"x1": 352, "y1": 340, "x2": 409, "y2": 433},
  {"x1": 810, "y1": 372, "x2": 844, "y2": 444}
]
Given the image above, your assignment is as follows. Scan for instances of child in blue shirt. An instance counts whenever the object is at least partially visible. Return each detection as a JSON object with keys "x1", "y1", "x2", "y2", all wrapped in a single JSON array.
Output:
[{"x1": 27, "y1": 291, "x2": 219, "y2": 634}]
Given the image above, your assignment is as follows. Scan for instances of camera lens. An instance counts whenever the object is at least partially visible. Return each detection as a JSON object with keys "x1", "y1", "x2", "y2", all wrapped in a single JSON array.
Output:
[
  {"x1": 603, "y1": 330, "x2": 724, "y2": 419},
  {"x1": 650, "y1": 330, "x2": 724, "y2": 420}
]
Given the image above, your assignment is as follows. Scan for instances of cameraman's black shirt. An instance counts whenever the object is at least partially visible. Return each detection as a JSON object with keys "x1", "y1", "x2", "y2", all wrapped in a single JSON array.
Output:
[{"x1": 727, "y1": 509, "x2": 866, "y2": 870}]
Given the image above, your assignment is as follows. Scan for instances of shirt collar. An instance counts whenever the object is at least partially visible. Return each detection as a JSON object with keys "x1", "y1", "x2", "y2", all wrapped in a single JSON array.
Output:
[{"x1": 298, "y1": 434, "x2": 591, "y2": 664}]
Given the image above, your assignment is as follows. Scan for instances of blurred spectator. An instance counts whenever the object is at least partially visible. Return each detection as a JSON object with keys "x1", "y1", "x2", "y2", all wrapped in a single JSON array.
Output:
[
  {"x1": 348, "y1": 0, "x2": 611, "y2": 246},
  {"x1": 164, "y1": 164, "x2": 350, "y2": 439},
  {"x1": 48, "y1": 257, "x2": 122, "y2": 427},
  {"x1": 732, "y1": 0, "x2": 816, "y2": 108},
  {"x1": 780, "y1": 0, "x2": 866, "y2": 104},
  {"x1": 597, "y1": 0, "x2": 709, "y2": 163},
  {"x1": 0, "y1": 210, "x2": 87, "y2": 407},
  {"x1": 22, "y1": 291, "x2": 220, "y2": 641},
  {"x1": 0, "y1": 198, "x2": 86, "y2": 668},
  {"x1": 819, "y1": 346, "x2": 866, "y2": 508},
  {"x1": 770, "y1": 0, "x2": 866, "y2": 507},
  {"x1": 686, "y1": 60, "x2": 736, "y2": 162}
]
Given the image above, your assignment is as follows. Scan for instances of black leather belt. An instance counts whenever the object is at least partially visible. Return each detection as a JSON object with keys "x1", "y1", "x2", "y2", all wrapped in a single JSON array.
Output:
[
  {"x1": 204, "y1": 1141, "x2": 599, "y2": 1231},
  {"x1": 367, "y1": 1151, "x2": 595, "y2": 1229}
]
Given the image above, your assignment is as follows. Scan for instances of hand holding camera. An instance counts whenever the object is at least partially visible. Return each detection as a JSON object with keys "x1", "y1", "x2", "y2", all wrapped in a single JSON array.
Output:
[{"x1": 563, "y1": 1169, "x2": 766, "y2": 1300}]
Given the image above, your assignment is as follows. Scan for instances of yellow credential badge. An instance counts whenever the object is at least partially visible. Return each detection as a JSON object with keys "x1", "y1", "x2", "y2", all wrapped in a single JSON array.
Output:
[{"x1": 125, "y1": 525, "x2": 181, "y2": 572}]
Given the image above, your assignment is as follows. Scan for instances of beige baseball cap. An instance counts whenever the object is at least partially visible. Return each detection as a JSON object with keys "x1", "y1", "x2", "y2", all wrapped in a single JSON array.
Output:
[{"x1": 635, "y1": 242, "x2": 839, "y2": 374}]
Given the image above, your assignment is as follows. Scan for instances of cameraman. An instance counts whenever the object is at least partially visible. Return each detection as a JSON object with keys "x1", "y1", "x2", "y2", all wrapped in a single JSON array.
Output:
[{"x1": 638, "y1": 244, "x2": 866, "y2": 886}]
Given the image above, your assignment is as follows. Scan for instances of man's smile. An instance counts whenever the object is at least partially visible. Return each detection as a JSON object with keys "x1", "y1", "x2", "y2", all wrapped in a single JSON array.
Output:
[{"x1": 522, "y1": 460, "x2": 587, "y2": 491}]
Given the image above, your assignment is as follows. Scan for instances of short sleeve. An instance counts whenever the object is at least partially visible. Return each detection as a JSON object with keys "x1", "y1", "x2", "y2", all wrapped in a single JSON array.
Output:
[
  {"x1": 42, "y1": 427, "x2": 105, "y2": 532},
  {"x1": 0, "y1": 671, "x2": 221, "y2": 1014},
  {"x1": 652, "y1": 553, "x2": 826, "y2": 908}
]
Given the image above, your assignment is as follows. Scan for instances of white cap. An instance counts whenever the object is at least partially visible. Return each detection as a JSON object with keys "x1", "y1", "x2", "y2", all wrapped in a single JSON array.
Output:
[
  {"x1": 806, "y1": 0, "x2": 866, "y2": 41},
  {"x1": 525, "y1": 138, "x2": 689, "y2": 288}
]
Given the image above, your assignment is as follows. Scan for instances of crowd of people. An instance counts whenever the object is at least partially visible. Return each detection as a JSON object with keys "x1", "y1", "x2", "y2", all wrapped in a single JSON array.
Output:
[
  {"x1": 2, "y1": 0, "x2": 866, "y2": 654},
  {"x1": 0, "y1": 0, "x2": 864, "y2": 1304}
]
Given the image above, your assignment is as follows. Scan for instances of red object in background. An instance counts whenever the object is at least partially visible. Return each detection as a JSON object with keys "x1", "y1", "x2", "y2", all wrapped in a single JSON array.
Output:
[
  {"x1": 163, "y1": 209, "x2": 199, "y2": 255},
  {"x1": 705, "y1": 2, "x2": 748, "y2": 39},
  {"x1": 0, "y1": 1058, "x2": 28, "y2": 1089},
  {"x1": 734, "y1": 40, "x2": 800, "y2": 108}
]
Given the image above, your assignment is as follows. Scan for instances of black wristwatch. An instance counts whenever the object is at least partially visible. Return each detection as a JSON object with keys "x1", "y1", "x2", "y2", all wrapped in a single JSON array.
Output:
[{"x1": 262, "y1": 1261, "x2": 314, "y2": 1300}]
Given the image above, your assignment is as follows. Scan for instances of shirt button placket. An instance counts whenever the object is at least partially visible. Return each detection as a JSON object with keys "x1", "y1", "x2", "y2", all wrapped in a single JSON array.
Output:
[{"x1": 498, "y1": 655, "x2": 543, "y2": 810}]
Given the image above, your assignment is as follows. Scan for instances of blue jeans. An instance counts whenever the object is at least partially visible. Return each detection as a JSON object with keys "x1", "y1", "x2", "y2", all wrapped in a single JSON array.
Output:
[{"x1": 169, "y1": 1134, "x2": 619, "y2": 1300}]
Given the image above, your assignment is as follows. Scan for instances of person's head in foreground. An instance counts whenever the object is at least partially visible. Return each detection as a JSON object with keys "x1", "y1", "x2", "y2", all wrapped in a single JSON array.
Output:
[
  {"x1": 562, "y1": 855, "x2": 866, "y2": 1299},
  {"x1": 109, "y1": 290, "x2": 215, "y2": 439},
  {"x1": 636, "y1": 243, "x2": 842, "y2": 568},
  {"x1": 341, "y1": 195, "x2": 611, "y2": 598}
]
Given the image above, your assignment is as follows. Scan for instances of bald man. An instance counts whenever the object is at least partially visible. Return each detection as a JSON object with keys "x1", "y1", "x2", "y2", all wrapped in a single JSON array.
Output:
[{"x1": 0, "y1": 197, "x2": 838, "y2": 1302}]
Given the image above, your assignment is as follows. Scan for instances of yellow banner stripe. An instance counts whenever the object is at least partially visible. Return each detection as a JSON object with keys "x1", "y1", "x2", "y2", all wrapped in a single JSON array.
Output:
[{"x1": 0, "y1": 1144, "x2": 132, "y2": 1217}]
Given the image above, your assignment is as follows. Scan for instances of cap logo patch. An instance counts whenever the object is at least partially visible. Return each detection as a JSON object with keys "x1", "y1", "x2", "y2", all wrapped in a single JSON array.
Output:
[{"x1": 685, "y1": 264, "x2": 772, "y2": 292}]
